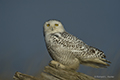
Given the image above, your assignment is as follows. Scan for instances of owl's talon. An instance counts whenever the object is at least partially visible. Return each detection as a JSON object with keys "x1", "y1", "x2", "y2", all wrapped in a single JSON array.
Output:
[{"x1": 49, "y1": 60, "x2": 66, "y2": 69}]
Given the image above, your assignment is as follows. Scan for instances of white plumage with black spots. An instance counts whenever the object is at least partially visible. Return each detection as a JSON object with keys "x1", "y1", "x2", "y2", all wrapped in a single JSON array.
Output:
[{"x1": 43, "y1": 19, "x2": 111, "y2": 70}]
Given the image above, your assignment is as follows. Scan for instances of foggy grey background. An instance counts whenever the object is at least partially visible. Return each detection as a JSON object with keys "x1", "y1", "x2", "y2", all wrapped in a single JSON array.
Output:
[{"x1": 0, "y1": 0, "x2": 120, "y2": 80}]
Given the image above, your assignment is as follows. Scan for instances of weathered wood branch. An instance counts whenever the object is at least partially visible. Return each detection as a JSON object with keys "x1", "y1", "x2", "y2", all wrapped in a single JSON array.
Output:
[{"x1": 13, "y1": 61, "x2": 99, "y2": 80}]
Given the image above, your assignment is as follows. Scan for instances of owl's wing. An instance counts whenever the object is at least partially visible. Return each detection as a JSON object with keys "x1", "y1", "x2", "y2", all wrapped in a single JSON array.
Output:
[{"x1": 51, "y1": 31, "x2": 111, "y2": 68}]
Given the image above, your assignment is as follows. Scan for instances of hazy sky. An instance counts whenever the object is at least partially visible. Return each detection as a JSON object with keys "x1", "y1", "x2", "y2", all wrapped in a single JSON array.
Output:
[{"x1": 0, "y1": 0, "x2": 120, "y2": 80}]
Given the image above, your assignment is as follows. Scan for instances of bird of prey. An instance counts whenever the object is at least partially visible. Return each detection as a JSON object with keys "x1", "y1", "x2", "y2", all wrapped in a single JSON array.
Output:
[{"x1": 43, "y1": 19, "x2": 111, "y2": 70}]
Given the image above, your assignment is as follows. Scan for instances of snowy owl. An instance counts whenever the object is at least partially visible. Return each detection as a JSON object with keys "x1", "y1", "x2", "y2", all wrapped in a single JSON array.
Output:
[{"x1": 43, "y1": 19, "x2": 111, "y2": 70}]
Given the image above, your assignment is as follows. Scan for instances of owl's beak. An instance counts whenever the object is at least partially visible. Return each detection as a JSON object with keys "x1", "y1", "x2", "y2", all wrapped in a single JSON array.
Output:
[{"x1": 51, "y1": 27, "x2": 54, "y2": 31}]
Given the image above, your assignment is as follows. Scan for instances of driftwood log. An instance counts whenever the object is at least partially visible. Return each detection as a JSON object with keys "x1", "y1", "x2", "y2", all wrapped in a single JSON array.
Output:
[{"x1": 13, "y1": 60, "x2": 99, "y2": 80}]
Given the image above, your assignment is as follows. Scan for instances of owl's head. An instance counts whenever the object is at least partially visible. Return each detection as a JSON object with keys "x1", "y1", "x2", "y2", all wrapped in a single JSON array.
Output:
[{"x1": 43, "y1": 20, "x2": 65, "y2": 35}]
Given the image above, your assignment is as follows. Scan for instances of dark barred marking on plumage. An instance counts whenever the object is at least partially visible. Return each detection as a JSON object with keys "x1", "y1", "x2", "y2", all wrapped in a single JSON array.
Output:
[
  {"x1": 50, "y1": 32, "x2": 86, "y2": 49},
  {"x1": 49, "y1": 31, "x2": 106, "y2": 60},
  {"x1": 89, "y1": 46, "x2": 106, "y2": 58}
]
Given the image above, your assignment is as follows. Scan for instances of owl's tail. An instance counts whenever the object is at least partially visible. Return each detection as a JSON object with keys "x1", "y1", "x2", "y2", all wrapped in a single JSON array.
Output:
[{"x1": 80, "y1": 58, "x2": 111, "y2": 68}]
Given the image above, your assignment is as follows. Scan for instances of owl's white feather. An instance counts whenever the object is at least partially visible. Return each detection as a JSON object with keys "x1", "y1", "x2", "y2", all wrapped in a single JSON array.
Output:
[{"x1": 43, "y1": 20, "x2": 111, "y2": 70}]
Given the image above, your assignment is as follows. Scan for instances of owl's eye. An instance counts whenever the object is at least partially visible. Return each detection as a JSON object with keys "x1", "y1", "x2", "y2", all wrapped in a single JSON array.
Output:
[
  {"x1": 55, "y1": 24, "x2": 59, "y2": 26},
  {"x1": 46, "y1": 24, "x2": 50, "y2": 27}
]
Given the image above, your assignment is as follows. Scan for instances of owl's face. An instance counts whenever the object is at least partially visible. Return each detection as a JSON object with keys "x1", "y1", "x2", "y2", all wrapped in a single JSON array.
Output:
[{"x1": 43, "y1": 20, "x2": 65, "y2": 35}]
